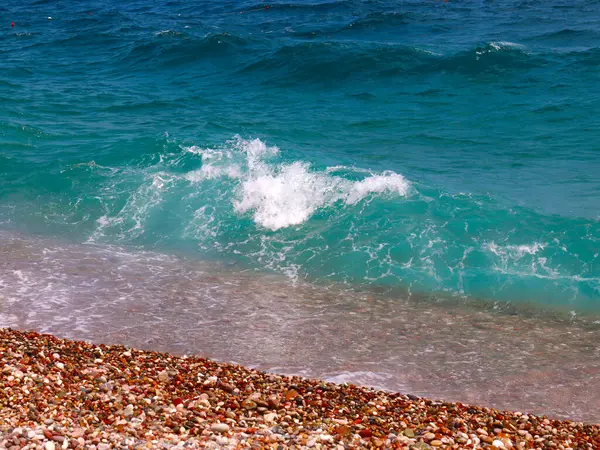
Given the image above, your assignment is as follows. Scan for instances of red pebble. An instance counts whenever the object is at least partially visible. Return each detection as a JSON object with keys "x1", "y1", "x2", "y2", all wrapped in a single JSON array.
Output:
[
  {"x1": 358, "y1": 429, "x2": 373, "y2": 438},
  {"x1": 173, "y1": 397, "x2": 183, "y2": 406}
]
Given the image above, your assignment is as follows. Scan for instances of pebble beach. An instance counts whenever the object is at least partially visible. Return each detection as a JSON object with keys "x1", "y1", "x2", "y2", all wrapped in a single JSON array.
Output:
[{"x1": 1, "y1": 328, "x2": 599, "y2": 450}]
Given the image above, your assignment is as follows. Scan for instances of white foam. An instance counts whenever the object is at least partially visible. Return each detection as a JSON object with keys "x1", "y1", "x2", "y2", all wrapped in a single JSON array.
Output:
[
  {"x1": 489, "y1": 41, "x2": 525, "y2": 51},
  {"x1": 345, "y1": 171, "x2": 409, "y2": 205},
  {"x1": 486, "y1": 242, "x2": 545, "y2": 258},
  {"x1": 89, "y1": 172, "x2": 175, "y2": 242},
  {"x1": 234, "y1": 161, "x2": 342, "y2": 230},
  {"x1": 184, "y1": 137, "x2": 410, "y2": 231}
]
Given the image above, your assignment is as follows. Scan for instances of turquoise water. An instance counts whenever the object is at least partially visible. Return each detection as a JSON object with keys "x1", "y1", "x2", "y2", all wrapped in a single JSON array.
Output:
[{"x1": 1, "y1": 0, "x2": 600, "y2": 312}]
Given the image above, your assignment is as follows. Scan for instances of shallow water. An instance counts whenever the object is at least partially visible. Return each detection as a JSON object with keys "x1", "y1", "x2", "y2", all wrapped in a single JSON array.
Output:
[{"x1": 1, "y1": 232, "x2": 599, "y2": 423}]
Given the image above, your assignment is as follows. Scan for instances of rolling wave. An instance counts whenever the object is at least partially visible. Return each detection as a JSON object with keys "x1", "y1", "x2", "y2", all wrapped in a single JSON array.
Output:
[
  {"x1": 121, "y1": 32, "x2": 257, "y2": 68},
  {"x1": 2, "y1": 135, "x2": 597, "y2": 311},
  {"x1": 238, "y1": 40, "x2": 546, "y2": 85}
]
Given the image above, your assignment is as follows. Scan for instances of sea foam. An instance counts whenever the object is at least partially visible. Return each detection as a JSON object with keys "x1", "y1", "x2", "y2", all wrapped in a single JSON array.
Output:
[{"x1": 187, "y1": 137, "x2": 410, "y2": 230}]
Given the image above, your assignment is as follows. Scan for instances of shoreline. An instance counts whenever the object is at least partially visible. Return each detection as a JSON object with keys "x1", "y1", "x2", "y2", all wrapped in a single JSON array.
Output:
[
  {"x1": 3, "y1": 230, "x2": 600, "y2": 424},
  {"x1": 1, "y1": 328, "x2": 598, "y2": 449}
]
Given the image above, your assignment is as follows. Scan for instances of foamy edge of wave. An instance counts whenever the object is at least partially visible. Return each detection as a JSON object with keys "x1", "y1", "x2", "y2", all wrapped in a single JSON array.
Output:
[{"x1": 185, "y1": 137, "x2": 410, "y2": 230}]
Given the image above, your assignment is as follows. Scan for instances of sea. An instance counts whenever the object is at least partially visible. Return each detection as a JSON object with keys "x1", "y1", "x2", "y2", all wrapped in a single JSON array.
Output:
[{"x1": 1, "y1": 0, "x2": 600, "y2": 422}]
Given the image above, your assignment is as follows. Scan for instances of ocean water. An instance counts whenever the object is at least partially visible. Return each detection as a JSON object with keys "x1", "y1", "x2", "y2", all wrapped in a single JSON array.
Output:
[{"x1": 2, "y1": 0, "x2": 600, "y2": 421}]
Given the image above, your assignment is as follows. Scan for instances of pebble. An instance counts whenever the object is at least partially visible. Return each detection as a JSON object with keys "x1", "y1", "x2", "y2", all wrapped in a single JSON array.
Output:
[
  {"x1": 1, "y1": 328, "x2": 598, "y2": 450},
  {"x1": 264, "y1": 412, "x2": 277, "y2": 423},
  {"x1": 210, "y1": 423, "x2": 230, "y2": 433},
  {"x1": 158, "y1": 371, "x2": 169, "y2": 382},
  {"x1": 123, "y1": 404, "x2": 134, "y2": 416}
]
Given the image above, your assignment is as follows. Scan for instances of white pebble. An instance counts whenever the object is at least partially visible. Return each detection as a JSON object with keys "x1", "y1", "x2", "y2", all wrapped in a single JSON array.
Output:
[
  {"x1": 215, "y1": 436, "x2": 230, "y2": 445},
  {"x1": 123, "y1": 404, "x2": 134, "y2": 416},
  {"x1": 210, "y1": 423, "x2": 230, "y2": 433},
  {"x1": 45, "y1": 443, "x2": 56, "y2": 450},
  {"x1": 264, "y1": 412, "x2": 277, "y2": 423},
  {"x1": 158, "y1": 371, "x2": 169, "y2": 382}
]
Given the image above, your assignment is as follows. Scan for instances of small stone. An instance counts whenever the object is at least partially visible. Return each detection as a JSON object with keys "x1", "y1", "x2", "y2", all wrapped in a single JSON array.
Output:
[
  {"x1": 44, "y1": 443, "x2": 56, "y2": 450},
  {"x1": 123, "y1": 404, "x2": 134, "y2": 416},
  {"x1": 457, "y1": 437, "x2": 469, "y2": 444},
  {"x1": 210, "y1": 423, "x2": 230, "y2": 433},
  {"x1": 158, "y1": 371, "x2": 169, "y2": 382},
  {"x1": 502, "y1": 438, "x2": 514, "y2": 449},
  {"x1": 70, "y1": 429, "x2": 84, "y2": 439},
  {"x1": 423, "y1": 432, "x2": 436, "y2": 441},
  {"x1": 319, "y1": 434, "x2": 334, "y2": 443},
  {"x1": 268, "y1": 395, "x2": 280, "y2": 409},
  {"x1": 404, "y1": 429, "x2": 415, "y2": 438},
  {"x1": 242, "y1": 399, "x2": 257, "y2": 410},
  {"x1": 410, "y1": 443, "x2": 432, "y2": 450},
  {"x1": 358, "y1": 429, "x2": 373, "y2": 438},
  {"x1": 264, "y1": 412, "x2": 277, "y2": 423},
  {"x1": 97, "y1": 444, "x2": 110, "y2": 450},
  {"x1": 430, "y1": 441, "x2": 443, "y2": 447},
  {"x1": 284, "y1": 389, "x2": 299, "y2": 400}
]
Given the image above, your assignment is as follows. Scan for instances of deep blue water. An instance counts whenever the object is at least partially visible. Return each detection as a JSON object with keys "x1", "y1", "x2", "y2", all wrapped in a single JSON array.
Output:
[{"x1": 1, "y1": 0, "x2": 600, "y2": 311}]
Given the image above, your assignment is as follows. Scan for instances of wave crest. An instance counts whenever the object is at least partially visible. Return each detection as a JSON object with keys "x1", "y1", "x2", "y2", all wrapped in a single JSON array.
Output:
[{"x1": 187, "y1": 137, "x2": 410, "y2": 230}]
